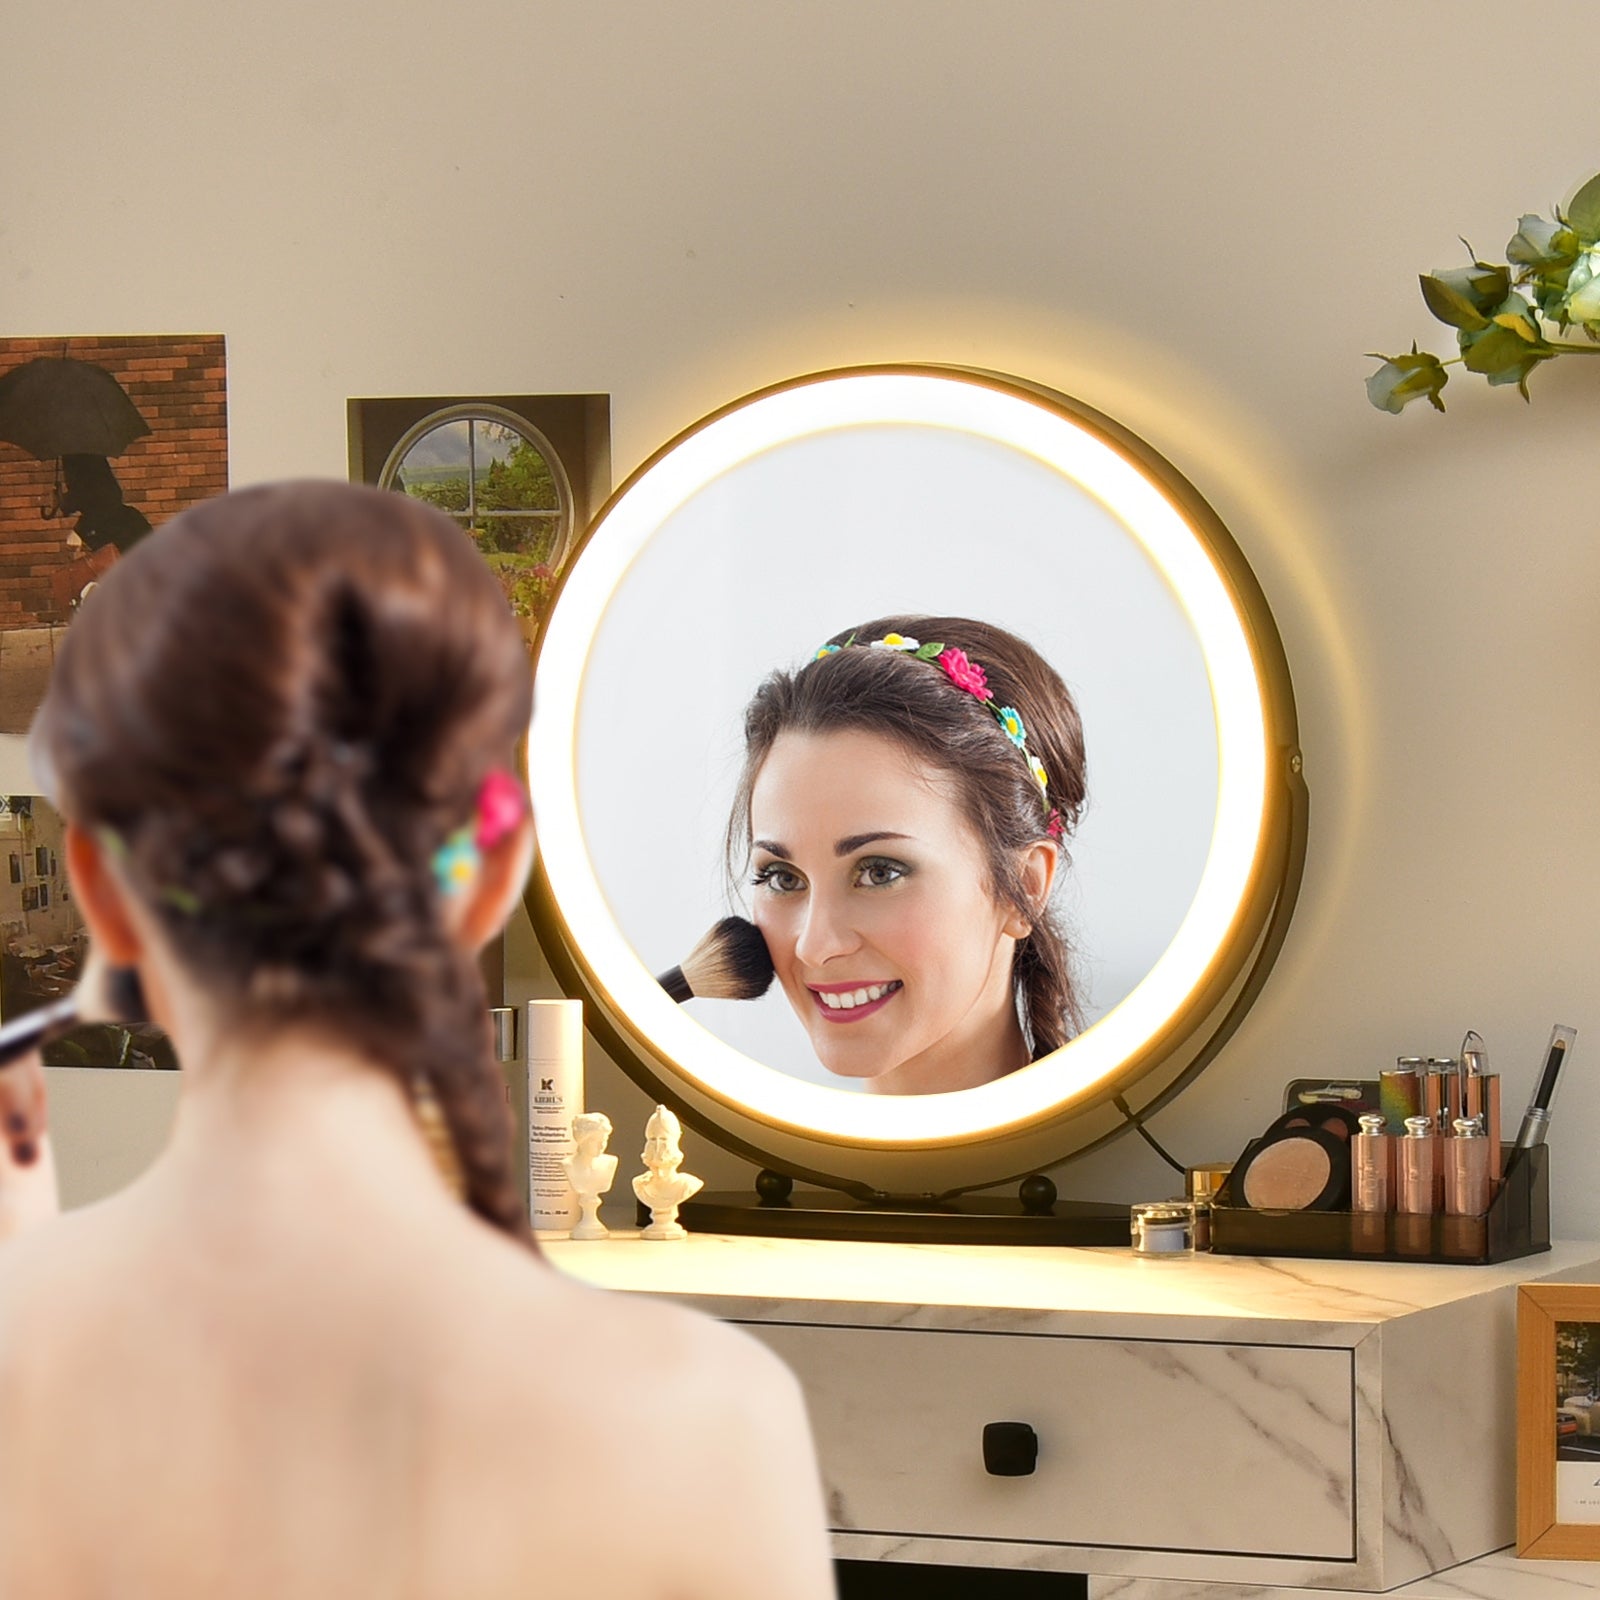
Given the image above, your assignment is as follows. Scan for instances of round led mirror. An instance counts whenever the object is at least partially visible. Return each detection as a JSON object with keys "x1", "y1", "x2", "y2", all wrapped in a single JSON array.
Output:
[{"x1": 526, "y1": 367, "x2": 1305, "y2": 1195}]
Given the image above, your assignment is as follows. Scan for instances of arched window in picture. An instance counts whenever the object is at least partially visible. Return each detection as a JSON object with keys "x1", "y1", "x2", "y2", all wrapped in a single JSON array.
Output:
[{"x1": 377, "y1": 403, "x2": 579, "y2": 633}]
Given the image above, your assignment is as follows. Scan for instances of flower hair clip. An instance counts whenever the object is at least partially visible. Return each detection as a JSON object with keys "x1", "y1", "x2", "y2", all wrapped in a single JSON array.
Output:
[
  {"x1": 810, "y1": 633, "x2": 1059, "y2": 826},
  {"x1": 431, "y1": 768, "x2": 528, "y2": 896}
]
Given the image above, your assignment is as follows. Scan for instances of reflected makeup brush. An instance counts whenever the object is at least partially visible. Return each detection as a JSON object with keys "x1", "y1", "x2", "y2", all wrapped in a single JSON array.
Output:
[
  {"x1": 0, "y1": 954, "x2": 148, "y2": 1070},
  {"x1": 657, "y1": 917, "x2": 775, "y2": 1003}
]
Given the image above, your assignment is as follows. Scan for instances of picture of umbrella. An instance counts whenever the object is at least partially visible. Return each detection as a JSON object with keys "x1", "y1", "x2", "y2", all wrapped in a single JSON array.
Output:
[{"x1": 0, "y1": 357, "x2": 151, "y2": 461}]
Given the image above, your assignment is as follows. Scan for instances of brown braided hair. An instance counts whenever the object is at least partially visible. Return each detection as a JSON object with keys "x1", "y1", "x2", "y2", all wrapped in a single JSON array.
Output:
[
  {"x1": 31, "y1": 481, "x2": 534, "y2": 1244},
  {"x1": 727, "y1": 614, "x2": 1087, "y2": 1057}
]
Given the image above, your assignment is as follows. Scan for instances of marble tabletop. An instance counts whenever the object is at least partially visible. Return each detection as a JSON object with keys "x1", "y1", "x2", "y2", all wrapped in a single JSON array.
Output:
[
  {"x1": 1093, "y1": 1546, "x2": 1600, "y2": 1597},
  {"x1": 544, "y1": 1232, "x2": 1600, "y2": 1343}
]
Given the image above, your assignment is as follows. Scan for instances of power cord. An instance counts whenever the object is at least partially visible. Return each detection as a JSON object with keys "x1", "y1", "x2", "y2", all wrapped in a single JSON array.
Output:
[{"x1": 1113, "y1": 1094, "x2": 1186, "y2": 1175}]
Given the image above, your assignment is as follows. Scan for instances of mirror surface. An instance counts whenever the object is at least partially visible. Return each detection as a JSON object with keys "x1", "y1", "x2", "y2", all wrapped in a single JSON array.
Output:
[
  {"x1": 579, "y1": 424, "x2": 1218, "y2": 1088},
  {"x1": 529, "y1": 368, "x2": 1300, "y2": 1166}
]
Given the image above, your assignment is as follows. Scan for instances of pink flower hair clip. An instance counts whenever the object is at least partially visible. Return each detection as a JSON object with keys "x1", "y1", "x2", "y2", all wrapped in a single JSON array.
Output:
[{"x1": 431, "y1": 767, "x2": 528, "y2": 895}]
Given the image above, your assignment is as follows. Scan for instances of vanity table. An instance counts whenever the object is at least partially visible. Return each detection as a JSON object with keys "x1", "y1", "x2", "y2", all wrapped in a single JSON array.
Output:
[{"x1": 546, "y1": 1234, "x2": 1600, "y2": 1595}]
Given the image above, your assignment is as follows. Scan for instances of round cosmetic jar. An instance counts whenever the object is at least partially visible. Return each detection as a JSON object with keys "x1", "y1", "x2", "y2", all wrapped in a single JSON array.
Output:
[{"x1": 1130, "y1": 1200, "x2": 1202, "y2": 1257}]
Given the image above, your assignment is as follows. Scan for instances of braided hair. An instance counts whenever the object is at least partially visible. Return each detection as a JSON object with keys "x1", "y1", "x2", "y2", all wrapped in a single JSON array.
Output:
[{"x1": 31, "y1": 481, "x2": 534, "y2": 1243}]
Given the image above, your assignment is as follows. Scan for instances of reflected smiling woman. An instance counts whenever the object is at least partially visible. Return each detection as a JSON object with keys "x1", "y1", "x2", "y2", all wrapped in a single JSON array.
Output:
[{"x1": 727, "y1": 615, "x2": 1088, "y2": 1095}]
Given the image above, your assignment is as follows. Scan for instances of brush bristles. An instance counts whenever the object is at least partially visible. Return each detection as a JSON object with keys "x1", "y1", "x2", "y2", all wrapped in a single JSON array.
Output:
[{"x1": 674, "y1": 916, "x2": 775, "y2": 1001}]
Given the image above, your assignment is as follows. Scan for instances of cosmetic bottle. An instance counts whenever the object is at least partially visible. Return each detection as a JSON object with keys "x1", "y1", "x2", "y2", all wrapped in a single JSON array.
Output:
[
  {"x1": 1397, "y1": 1116, "x2": 1438, "y2": 1213},
  {"x1": 1445, "y1": 1117, "x2": 1491, "y2": 1218},
  {"x1": 1352, "y1": 1114, "x2": 1392, "y2": 1213},
  {"x1": 526, "y1": 999, "x2": 584, "y2": 1236},
  {"x1": 1350, "y1": 1112, "x2": 1391, "y2": 1254},
  {"x1": 1130, "y1": 1201, "x2": 1202, "y2": 1257}
]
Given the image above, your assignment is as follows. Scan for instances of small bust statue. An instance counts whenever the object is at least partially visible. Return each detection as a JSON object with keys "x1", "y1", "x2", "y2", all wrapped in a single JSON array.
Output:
[
  {"x1": 562, "y1": 1112, "x2": 618, "y2": 1241},
  {"x1": 631, "y1": 1104, "x2": 704, "y2": 1241}
]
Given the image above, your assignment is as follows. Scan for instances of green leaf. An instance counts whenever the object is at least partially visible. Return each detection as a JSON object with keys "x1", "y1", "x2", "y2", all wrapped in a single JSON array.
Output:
[
  {"x1": 1458, "y1": 320, "x2": 1553, "y2": 392},
  {"x1": 1365, "y1": 349, "x2": 1448, "y2": 414},
  {"x1": 914, "y1": 641, "x2": 944, "y2": 660},
  {"x1": 1419, "y1": 264, "x2": 1507, "y2": 329},
  {"x1": 1567, "y1": 172, "x2": 1600, "y2": 243}
]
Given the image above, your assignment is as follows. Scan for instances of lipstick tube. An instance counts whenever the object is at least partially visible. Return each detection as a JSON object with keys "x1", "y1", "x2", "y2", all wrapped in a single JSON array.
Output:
[
  {"x1": 1462, "y1": 1071, "x2": 1502, "y2": 1185},
  {"x1": 1352, "y1": 1113, "x2": 1392, "y2": 1214},
  {"x1": 1381, "y1": 1060, "x2": 1425, "y2": 1134},
  {"x1": 1425, "y1": 1058, "x2": 1462, "y2": 1137},
  {"x1": 1444, "y1": 1116, "x2": 1491, "y2": 1217},
  {"x1": 1397, "y1": 1115, "x2": 1438, "y2": 1214}
]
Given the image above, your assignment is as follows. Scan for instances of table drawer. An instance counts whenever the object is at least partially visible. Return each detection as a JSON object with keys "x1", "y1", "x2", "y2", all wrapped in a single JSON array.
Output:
[{"x1": 746, "y1": 1323, "x2": 1354, "y2": 1559}]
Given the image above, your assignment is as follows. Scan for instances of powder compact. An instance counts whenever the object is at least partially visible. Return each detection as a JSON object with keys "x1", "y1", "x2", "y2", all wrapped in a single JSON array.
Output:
[{"x1": 1230, "y1": 1106, "x2": 1355, "y2": 1212}]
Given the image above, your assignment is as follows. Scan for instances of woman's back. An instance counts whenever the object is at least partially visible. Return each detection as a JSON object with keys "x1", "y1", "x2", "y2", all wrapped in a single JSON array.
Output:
[
  {"x1": 0, "y1": 480, "x2": 832, "y2": 1599},
  {"x1": 0, "y1": 1049, "x2": 829, "y2": 1599}
]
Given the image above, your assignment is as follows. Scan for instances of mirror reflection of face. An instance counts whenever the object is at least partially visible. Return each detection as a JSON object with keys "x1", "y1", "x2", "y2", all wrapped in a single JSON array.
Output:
[{"x1": 747, "y1": 728, "x2": 1038, "y2": 1095}]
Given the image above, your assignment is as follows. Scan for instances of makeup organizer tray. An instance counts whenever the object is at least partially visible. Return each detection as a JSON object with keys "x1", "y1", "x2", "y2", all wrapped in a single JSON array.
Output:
[{"x1": 1208, "y1": 1143, "x2": 1549, "y2": 1266}]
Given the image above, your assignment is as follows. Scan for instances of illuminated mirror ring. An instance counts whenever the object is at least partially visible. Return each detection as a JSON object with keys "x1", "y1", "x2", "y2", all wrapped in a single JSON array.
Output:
[{"x1": 527, "y1": 367, "x2": 1304, "y2": 1184}]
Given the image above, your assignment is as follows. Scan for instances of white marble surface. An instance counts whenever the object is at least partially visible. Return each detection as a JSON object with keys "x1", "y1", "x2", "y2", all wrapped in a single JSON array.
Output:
[
  {"x1": 546, "y1": 1236, "x2": 1600, "y2": 1592},
  {"x1": 1092, "y1": 1545, "x2": 1600, "y2": 1597},
  {"x1": 547, "y1": 1233, "x2": 1600, "y2": 1343}
]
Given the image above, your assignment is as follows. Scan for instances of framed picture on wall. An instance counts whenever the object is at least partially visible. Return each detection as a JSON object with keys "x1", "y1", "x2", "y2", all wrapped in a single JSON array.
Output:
[
  {"x1": 48, "y1": 851, "x2": 55, "y2": 875},
  {"x1": 1518, "y1": 1284, "x2": 1600, "y2": 1557},
  {"x1": 6, "y1": 855, "x2": 16, "y2": 884},
  {"x1": 33, "y1": 846, "x2": 47, "y2": 876},
  {"x1": 21, "y1": 887, "x2": 36, "y2": 912},
  {"x1": 37, "y1": 884, "x2": 47, "y2": 909},
  {"x1": 0, "y1": 334, "x2": 228, "y2": 738}
]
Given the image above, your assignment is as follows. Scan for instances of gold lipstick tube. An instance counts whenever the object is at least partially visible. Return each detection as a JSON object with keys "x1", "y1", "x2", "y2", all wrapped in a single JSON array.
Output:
[
  {"x1": 1397, "y1": 1116, "x2": 1438, "y2": 1214},
  {"x1": 1444, "y1": 1117, "x2": 1491, "y2": 1217}
]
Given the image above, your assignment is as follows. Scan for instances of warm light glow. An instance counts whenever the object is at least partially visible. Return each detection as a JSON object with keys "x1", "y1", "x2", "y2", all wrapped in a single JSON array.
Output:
[{"x1": 531, "y1": 372, "x2": 1272, "y2": 1145}]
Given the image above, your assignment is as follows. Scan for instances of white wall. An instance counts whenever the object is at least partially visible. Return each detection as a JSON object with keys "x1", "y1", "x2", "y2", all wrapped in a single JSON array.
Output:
[{"x1": 8, "y1": 0, "x2": 1600, "y2": 1230}]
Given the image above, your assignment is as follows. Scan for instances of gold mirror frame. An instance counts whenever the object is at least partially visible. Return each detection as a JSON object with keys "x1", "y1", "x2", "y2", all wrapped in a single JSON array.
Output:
[{"x1": 524, "y1": 366, "x2": 1306, "y2": 1196}]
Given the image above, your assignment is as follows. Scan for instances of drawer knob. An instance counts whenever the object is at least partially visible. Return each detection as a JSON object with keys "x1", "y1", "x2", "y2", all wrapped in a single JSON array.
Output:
[{"x1": 982, "y1": 1420, "x2": 1038, "y2": 1476}]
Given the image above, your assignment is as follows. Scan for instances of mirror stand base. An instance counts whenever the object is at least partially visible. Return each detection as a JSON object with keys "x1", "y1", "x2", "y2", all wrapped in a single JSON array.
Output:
[{"x1": 673, "y1": 1187, "x2": 1129, "y2": 1246}]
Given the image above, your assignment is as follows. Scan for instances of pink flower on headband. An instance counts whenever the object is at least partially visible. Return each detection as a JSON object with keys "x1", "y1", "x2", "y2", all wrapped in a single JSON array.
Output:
[
  {"x1": 474, "y1": 768, "x2": 527, "y2": 851},
  {"x1": 1046, "y1": 809, "x2": 1065, "y2": 839},
  {"x1": 936, "y1": 647, "x2": 991, "y2": 700}
]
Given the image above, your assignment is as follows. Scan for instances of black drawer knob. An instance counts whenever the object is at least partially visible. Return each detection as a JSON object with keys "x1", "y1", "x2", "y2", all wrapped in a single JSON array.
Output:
[{"x1": 982, "y1": 1420, "x2": 1038, "y2": 1476}]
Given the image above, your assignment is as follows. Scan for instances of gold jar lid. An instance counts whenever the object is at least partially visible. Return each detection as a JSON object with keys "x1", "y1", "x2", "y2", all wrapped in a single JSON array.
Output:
[{"x1": 1186, "y1": 1163, "x2": 1233, "y2": 1203}]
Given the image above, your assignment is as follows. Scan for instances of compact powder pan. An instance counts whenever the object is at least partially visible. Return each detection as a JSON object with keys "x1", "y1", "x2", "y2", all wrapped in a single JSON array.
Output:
[{"x1": 1234, "y1": 1127, "x2": 1350, "y2": 1212}]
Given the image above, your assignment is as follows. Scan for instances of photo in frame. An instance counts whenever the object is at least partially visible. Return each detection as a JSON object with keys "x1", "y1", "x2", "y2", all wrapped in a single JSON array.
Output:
[
  {"x1": 1517, "y1": 1282, "x2": 1600, "y2": 1556},
  {"x1": 0, "y1": 334, "x2": 228, "y2": 737}
]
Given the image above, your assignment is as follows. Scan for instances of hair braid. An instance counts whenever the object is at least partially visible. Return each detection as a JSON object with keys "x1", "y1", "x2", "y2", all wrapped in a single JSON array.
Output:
[{"x1": 31, "y1": 481, "x2": 535, "y2": 1247}]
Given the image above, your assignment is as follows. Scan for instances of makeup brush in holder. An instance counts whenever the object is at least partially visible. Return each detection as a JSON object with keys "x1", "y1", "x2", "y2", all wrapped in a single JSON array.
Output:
[{"x1": 657, "y1": 916, "x2": 775, "y2": 1003}]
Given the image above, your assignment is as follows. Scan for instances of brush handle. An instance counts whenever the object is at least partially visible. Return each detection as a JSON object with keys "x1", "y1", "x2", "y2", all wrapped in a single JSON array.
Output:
[
  {"x1": 656, "y1": 965, "x2": 693, "y2": 1003},
  {"x1": 0, "y1": 995, "x2": 80, "y2": 1070}
]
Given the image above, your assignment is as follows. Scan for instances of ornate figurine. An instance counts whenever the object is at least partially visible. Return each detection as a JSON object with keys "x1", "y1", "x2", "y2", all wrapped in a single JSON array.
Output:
[
  {"x1": 562, "y1": 1111, "x2": 618, "y2": 1241},
  {"x1": 631, "y1": 1104, "x2": 704, "y2": 1240}
]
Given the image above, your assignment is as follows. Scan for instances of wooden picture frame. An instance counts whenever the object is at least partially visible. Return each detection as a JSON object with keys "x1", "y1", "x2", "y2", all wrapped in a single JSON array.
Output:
[{"x1": 1518, "y1": 1282, "x2": 1600, "y2": 1556}]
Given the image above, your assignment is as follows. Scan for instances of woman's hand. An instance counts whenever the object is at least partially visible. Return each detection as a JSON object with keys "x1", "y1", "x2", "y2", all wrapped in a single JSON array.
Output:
[{"x1": 0, "y1": 1048, "x2": 60, "y2": 1241}]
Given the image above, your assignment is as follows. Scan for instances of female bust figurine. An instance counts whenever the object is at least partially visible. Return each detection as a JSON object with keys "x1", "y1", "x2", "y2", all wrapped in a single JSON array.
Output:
[
  {"x1": 563, "y1": 1111, "x2": 618, "y2": 1240},
  {"x1": 728, "y1": 614, "x2": 1087, "y2": 1096}
]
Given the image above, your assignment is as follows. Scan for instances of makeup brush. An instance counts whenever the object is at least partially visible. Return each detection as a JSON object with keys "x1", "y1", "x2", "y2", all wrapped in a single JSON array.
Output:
[
  {"x1": 0, "y1": 953, "x2": 147, "y2": 1071},
  {"x1": 657, "y1": 916, "x2": 775, "y2": 1003}
]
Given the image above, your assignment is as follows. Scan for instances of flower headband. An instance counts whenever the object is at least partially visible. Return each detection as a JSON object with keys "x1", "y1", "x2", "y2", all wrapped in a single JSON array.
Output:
[
  {"x1": 431, "y1": 768, "x2": 529, "y2": 894},
  {"x1": 812, "y1": 633, "x2": 1064, "y2": 839}
]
